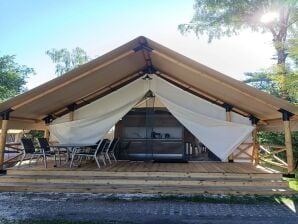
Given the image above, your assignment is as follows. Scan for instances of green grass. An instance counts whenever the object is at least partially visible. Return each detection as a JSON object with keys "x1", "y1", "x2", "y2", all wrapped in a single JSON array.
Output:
[{"x1": 102, "y1": 193, "x2": 298, "y2": 204}]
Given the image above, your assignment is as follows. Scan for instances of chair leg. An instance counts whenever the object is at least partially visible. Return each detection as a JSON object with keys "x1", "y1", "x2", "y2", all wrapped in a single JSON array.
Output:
[
  {"x1": 43, "y1": 151, "x2": 47, "y2": 168},
  {"x1": 29, "y1": 155, "x2": 34, "y2": 167},
  {"x1": 94, "y1": 156, "x2": 101, "y2": 169},
  {"x1": 70, "y1": 150, "x2": 77, "y2": 168},
  {"x1": 106, "y1": 153, "x2": 112, "y2": 164},
  {"x1": 53, "y1": 154, "x2": 57, "y2": 167},
  {"x1": 111, "y1": 153, "x2": 117, "y2": 161},
  {"x1": 36, "y1": 156, "x2": 41, "y2": 165},
  {"x1": 100, "y1": 155, "x2": 106, "y2": 166},
  {"x1": 57, "y1": 148, "x2": 61, "y2": 166},
  {"x1": 18, "y1": 153, "x2": 26, "y2": 168}
]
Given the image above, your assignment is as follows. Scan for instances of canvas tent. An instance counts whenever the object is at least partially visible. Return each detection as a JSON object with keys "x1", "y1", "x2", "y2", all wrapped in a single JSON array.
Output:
[{"x1": 0, "y1": 36, "x2": 297, "y2": 170}]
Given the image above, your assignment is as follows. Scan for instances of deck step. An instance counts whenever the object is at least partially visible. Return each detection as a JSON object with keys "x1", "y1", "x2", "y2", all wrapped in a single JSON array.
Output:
[
  {"x1": 0, "y1": 182, "x2": 294, "y2": 195},
  {"x1": 0, "y1": 175, "x2": 289, "y2": 187},
  {"x1": 6, "y1": 169, "x2": 283, "y2": 180}
]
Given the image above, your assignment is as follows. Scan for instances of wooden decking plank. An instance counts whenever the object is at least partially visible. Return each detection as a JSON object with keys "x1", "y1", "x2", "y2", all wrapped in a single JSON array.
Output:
[{"x1": 0, "y1": 182, "x2": 294, "y2": 195}]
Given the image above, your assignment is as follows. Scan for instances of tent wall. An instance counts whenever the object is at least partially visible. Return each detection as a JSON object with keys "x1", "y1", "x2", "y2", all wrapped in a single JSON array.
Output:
[{"x1": 50, "y1": 75, "x2": 254, "y2": 161}]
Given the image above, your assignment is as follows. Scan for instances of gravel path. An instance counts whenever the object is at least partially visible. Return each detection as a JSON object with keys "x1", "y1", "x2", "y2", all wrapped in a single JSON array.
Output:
[{"x1": 0, "y1": 192, "x2": 298, "y2": 223}]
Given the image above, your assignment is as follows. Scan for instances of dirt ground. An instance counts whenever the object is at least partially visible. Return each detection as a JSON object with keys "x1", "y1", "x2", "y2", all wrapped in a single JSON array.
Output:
[{"x1": 0, "y1": 192, "x2": 298, "y2": 224}]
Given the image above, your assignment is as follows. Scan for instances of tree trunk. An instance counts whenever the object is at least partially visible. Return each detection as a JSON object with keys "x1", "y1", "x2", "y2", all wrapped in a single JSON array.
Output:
[{"x1": 270, "y1": 6, "x2": 290, "y2": 100}]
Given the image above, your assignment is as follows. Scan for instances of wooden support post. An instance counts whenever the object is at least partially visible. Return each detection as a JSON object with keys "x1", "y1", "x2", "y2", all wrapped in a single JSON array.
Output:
[
  {"x1": 279, "y1": 109, "x2": 294, "y2": 174},
  {"x1": 67, "y1": 103, "x2": 77, "y2": 122},
  {"x1": 250, "y1": 116, "x2": 259, "y2": 166},
  {"x1": 69, "y1": 111, "x2": 74, "y2": 121},
  {"x1": 43, "y1": 115, "x2": 53, "y2": 140},
  {"x1": 224, "y1": 103, "x2": 234, "y2": 162},
  {"x1": 284, "y1": 120, "x2": 294, "y2": 173},
  {"x1": 44, "y1": 126, "x2": 50, "y2": 139},
  {"x1": 0, "y1": 109, "x2": 12, "y2": 170},
  {"x1": 252, "y1": 126, "x2": 259, "y2": 165}
]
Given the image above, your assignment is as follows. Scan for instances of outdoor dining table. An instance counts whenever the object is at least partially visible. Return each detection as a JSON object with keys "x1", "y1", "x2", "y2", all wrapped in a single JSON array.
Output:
[{"x1": 52, "y1": 143, "x2": 97, "y2": 167}]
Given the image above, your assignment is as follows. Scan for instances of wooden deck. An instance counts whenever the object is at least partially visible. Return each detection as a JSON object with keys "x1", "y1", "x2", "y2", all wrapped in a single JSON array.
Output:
[
  {"x1": 9, "y1": 160, "x2": 272, "y2": 174},
  {"x1": 1, "y1": 161, "x2": 294, "y2": 195}
]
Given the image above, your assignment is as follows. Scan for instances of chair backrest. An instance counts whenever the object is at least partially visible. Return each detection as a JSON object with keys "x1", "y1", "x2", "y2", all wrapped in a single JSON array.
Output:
[
  {"x1": 21, "y1": 138, "x2": 36, "y2": 154},
  {"x1": 94, "y1": 139, "x2": 108, "y2": 156},
  {"x1": 109, "y1": 139, "x2": 119, "y2": 153},
  {"x1": 37, "y1": 138, "x2": 50, "y2": 152}
]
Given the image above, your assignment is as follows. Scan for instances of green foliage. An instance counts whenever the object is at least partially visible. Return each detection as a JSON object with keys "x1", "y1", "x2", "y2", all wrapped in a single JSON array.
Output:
[
  {"x1": 0, "y1": 55, "x2": 35, "y2": 102},
  {"x1": 46, "y1": 47, "x2": 90, "y2": 76},
  {"x1": 288, "y1": 38, "x2": 298, "y2": 67},
  {"x1": 244, "y1": 71, "x2": 280, "y2": 96},
  {"x1": 258, "y1": 131, "x2": 298, "y2": 165},
  {"x1": 284, "y1": 71, "x2": 298, "y2": 101},
  {"x1": 244, "y1": 68, "x2": 298, "y2": 104},
  {"x1": 179, "y1": 0, "x2": 298, "y2": 43}
]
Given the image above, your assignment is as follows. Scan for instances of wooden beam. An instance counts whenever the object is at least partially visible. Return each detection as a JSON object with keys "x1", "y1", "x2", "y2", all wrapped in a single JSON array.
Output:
[
  {"x1": 252, "y1": 124, "x2": 259, "y2": 165},
  {"x1": 0, "y1": 119, "x2": 8, "y2": 170},
  {"x1": 12, "y1": 50, "x2": 135, "y2": 110},
  {"x1": 224, "y1": 105, "x2": 234, "y2": 162},
  {"x1": 153, "y1": 50, "x2": 280, "y2": 111},
  {"x1": 10, "y1": 116, "x2": 41, "y2": 123}
]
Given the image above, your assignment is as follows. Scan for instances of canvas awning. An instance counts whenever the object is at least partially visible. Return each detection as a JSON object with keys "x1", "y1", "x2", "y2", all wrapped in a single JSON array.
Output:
[{"x1": 0, "y1": 36, "x2": 297, "y2": 131}]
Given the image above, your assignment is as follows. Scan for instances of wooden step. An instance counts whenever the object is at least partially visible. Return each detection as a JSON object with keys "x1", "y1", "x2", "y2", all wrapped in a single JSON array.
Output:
[
  {"x1": 0, "y1": 182, "x2": 293, "y2": 195},
  {"x1": 0, "y1": 175, "x2": 289, "y2": 188},
  {"x1": 6, "y1": 169, "x2": 283, "y2": 180}
]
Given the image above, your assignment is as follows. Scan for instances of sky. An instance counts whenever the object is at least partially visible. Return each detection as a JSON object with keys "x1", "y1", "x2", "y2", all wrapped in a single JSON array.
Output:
[{"x1": 1, "y1": 0, "x2": 276, "y2": 89}]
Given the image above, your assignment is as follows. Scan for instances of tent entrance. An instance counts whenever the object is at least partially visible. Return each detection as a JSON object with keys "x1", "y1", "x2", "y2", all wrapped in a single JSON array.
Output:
[
  {"x1": 50, "y1": 76, "x2": 253, "y2": 162},
  {"x1": 116, "y1": 104, "x2": 220, "y2": 162}
]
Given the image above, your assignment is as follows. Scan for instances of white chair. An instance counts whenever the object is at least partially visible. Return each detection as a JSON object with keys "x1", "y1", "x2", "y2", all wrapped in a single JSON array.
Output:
[
  {"x1": 70, "y1": 139, "x2": 108, "y2": 168},
  {"x1": 108, "y1": 139, "x2": 119, "y2": 162}
]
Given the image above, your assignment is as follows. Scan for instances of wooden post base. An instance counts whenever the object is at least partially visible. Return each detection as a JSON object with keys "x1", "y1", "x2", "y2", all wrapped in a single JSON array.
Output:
[{"x1": 283, "y1": 173, "x2": 296, "y2": 178}]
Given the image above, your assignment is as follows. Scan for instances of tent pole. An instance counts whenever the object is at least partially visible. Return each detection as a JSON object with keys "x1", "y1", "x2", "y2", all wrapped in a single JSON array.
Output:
[
  {"x1": 0, "y1": 110, "x2": 11, "y2": 170},
  {"x1": 224, "y1": 104, "x2": 234, "y2": 162}
]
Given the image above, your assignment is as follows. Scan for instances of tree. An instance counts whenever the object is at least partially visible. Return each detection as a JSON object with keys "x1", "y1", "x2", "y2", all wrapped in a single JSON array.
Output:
[
  {"x1": 0, "y1": 55, "x2": 35, "y2": 102},
  {"x1": 46, "y1": 47, "x2": 90, "y2": 76},
  {"x1": 178, "y1": 0, "x2": 298, "y2": 99},
  {"x1": 244, "y1": 36, "x2": 298, "y2": 104}
]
